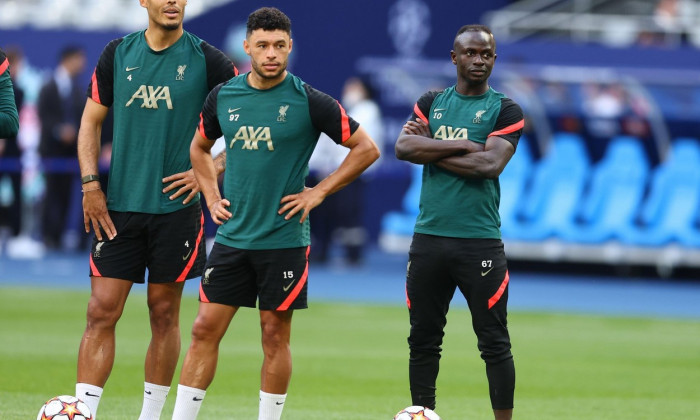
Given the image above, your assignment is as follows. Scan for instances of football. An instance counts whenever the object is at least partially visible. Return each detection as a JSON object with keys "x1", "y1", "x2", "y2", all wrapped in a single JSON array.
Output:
[
  {"x1": 393, "y1": 405, "x2": 441, "y2": 420},
  {"x1": 37, "y1": 395, "x2": 93, "y2": 420}
]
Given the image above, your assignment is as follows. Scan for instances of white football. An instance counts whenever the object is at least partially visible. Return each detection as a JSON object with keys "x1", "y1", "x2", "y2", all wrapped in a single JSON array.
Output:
[
  {"x1": 37, "y1": 395, "x2": 93, "y2": 420},
  {"x1": 393, "y1": 405, "x2": 442, "y2": 419}
]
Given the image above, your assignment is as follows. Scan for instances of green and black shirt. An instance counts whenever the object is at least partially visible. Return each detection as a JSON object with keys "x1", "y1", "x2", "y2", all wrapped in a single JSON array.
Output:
[
  {"x1": 88, "y1": 30, "x2": 238, "y2": 214},
  {"x1": 411, "y1": 86, "x2": 524, "y2": 239},
  {"x1": 199, "y1": 72, "x2": 359, "y2": 250}
]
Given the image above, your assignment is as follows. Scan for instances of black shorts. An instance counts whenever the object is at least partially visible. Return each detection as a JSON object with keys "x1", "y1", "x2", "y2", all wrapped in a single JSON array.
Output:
[
  {"x1": 199, "y1": 243, "x2": 309, "y2": 311},
  {"x1": 89, "y1": 203, "x2": 206, "y2": 284}
]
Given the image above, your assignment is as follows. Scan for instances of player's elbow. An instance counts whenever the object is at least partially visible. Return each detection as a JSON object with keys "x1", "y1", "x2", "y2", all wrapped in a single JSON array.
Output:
[{"x1": 394, "y1": 136, "x2": 412, "y2": 161}]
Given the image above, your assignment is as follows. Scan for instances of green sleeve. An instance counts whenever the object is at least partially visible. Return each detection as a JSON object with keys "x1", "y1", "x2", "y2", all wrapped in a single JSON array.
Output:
[{"x1": 0, "y1": 57, "x2": 19, "y2": 138}]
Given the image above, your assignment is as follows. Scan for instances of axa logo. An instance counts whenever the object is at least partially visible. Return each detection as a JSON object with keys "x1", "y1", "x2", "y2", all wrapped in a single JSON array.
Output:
[
  {"x1": 229, "y1": 126, "x2": 274, "y2": 151},
  {"x1": 434, "y1": 125, "x2": 468, "y2": 140},
  {"x1": 125, "y1": 85, "x2": 173, "y2": 109}
]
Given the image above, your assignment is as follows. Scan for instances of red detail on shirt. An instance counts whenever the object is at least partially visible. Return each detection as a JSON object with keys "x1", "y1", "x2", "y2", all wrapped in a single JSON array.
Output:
[
  {"x1": 0, "y1": 58, "x2": 9, "y2": 76},
  {"x1": 338, "y1": 101, "x2": 351, "y2": 142},
  {"x1": 489, "y1": 119, "x2": 524, "y2": 138},
  {"x1": 90, "y1": 69, "x2": 101, "y2": 104},
  {"x1": 414, "y1": 104, "x2": 429, "y2": 124}
]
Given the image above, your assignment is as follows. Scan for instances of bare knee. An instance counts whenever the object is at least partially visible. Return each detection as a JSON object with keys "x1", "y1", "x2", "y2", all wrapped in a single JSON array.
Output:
[
  {"x1": 85, "y1": 295, "x2": 124, "y2": 331},
  {"x1": 260, "y1": 314, "x2": 291, "y2": 354},
  {"x1": 190, "y1": 313, "x2": 225, "y2": 345},
  {"x1": 148, "y1": 297, "x2": 180, "y2": 334}
]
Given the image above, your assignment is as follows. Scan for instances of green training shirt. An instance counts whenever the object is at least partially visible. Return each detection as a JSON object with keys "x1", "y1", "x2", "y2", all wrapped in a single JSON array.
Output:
[
  {"x1": 410, "y1": 86, "x2": 524, "y2": 239},
  {"x1": 199, "y1": 72, "x2": 359, "y2": 250},
  {"x1": 88, "y1": 30, "x2": 237, "y2": 214}
]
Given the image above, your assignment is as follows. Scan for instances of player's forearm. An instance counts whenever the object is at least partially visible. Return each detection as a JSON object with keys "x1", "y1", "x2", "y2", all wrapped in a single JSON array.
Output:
[
  {"x1": 190, "y1": 144, "x2": 222, "y2": 206},
  {"x1": 315, "y1": 138, "x2": 380, "y2": 197},
  {"x1": 395, "y1": 134, "x2": 469, "y2": 164},
  {"x1": 213, "y1": 150, "x2": 226, "y2": 175},
  {"x1": 435, "y1": 153, "x2": 501, "y2": 179},
  {"x1": 77, "y1": 121, "x2": 102, "y2": 178}
]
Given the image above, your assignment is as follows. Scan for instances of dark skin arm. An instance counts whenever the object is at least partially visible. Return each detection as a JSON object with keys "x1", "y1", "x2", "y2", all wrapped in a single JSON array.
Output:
[
  {"x1": 395, "y1": 119, "x2": 484, "y2": 164},
  {"x1": 397, "y1": 118, "x2": 513, "y2": 178}
]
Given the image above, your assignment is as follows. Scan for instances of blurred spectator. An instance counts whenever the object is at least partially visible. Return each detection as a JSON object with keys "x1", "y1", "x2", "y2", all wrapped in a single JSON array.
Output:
[
  {"x1": 309, "y1": 76, "x2": 384, "y2": 265},
  {"x1": 37, "y1": 45, "x2": 86, "y2": 249},
  {"x1": 0, "y1": 47, "x2": 23, "y2": 241}
]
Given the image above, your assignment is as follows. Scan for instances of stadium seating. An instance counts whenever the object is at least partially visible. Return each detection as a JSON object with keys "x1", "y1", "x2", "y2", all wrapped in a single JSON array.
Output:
[
  {"x1": 499, "y1": 136, "x2": 533, "y2": 238},
  {"x1": 379, "y1": 163, "x2": 422, "y2": 238},
  {"x1": 617, "y1": 137, "x2": 700, "y2": 247},
  {"x1": 557, "y1": 135, "x2": 650, "y2": 243},
  {"x1": 503, "y1": 132, "x2": 590, "y2": 241}
]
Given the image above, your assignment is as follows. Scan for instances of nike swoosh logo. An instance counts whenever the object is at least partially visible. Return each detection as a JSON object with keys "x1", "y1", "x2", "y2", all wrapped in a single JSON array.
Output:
[
  {"x1": 275, "y1": 401, "x2": 284, "y2": 405},
  {"x1": 85, "y1": 392, "x2": 100, "y2": 397},
  {"x1": 193, "y1": 397, "x2": 203, "y2": 401},
  {"x1": 125, "y1": 66, "x2": 140, "y2": 71},
  {"x1": 228, "y1": 107, "x2": 241, "y2": 113},
  {"x1": 282, "y1": 279, "x2": 295, "y2": 292},
  {"x1": 145, "y1": 390, "x2": 152, "y2": 395},
  {"x1": 481, "y1": 267, "x2": 494, "y2": 277},
  {"x1": 182, "y1": 248, "x2": 193, "y2": 261},
  {"x1": 434, "y1": 108, "x2": 447, "y2": 112}
]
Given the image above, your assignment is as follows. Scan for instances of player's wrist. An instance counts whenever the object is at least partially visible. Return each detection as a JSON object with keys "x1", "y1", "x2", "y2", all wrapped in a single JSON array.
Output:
[{"x1": 81, "y1": 181, "x2": 101, "y2": 193}]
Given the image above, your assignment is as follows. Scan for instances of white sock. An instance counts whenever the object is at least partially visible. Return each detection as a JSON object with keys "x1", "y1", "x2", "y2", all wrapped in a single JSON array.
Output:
[
  {"x1": 76, "y1": 383, "x2": 103, "y2": 419},
  {"x1": 258, "y1": 390, "x2": 287, "y2": 420},
  {"x1": 137, "y1": 382, "x2": 170, "y2": 420},
  {"x1": 171, "y1": 384, "x2": 206, "y2": 420}
]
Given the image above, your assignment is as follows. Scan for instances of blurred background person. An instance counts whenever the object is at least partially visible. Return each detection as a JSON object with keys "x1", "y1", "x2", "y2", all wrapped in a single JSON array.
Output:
[
  {"x1": 37, "y1": 45, "x2": 86, "y2": 250},
  {"x1": 0, "y1": 47, "x2": 24, "y2": 251},
  {"x1": 308, "y1": 76, "x2": 384, "y2": 265}
]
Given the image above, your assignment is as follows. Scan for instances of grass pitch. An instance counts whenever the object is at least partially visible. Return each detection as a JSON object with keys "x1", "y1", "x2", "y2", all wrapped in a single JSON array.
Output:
[{"x1": 1, "y1": 287, "x2": 699, "y2": 419}]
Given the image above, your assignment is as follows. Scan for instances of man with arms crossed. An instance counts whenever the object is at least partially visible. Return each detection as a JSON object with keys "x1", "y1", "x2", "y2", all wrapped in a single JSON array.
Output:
[
  {"x1": 76, "y1": 0, "x2": 237, "y2": 418},
  {"x1": 395, "y1": 24, "x2": 524, "y2": 420},
  {"x1": 170, "y1": 7, "x2": 379, "y2": 420}
]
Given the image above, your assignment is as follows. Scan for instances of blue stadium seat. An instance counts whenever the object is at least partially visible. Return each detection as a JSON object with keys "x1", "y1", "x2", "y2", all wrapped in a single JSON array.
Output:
[
  {"x1": 618, "y1": 137, "x2": 700, "y2": 247},
  {"x1": 557, "y1": 136, "x2": 649, "y2": 243},
  {"x1": 500, "y1": 136, "x2": 533, "y2": 239},
  {"x1": 380, "y1": 163, "x2": 422, "y2": 237},
  {"x1": 505, "y1": 132, "x2": 590, "y2": 241}
]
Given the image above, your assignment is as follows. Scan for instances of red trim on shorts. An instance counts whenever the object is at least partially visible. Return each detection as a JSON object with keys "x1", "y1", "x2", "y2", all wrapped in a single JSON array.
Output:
[
  {"x1": 89, "y1": 254, "x2": 102, "y2": 277},
  {"x1": 405, "y1": 283, "x2": 411, "y2": 310},
  {"x1": 337, "y1": 101, "x2": 351, "y2": 142},
  {"x1": 90, "y1": 69, "x2": 101, "y2": 104},
  {"x1": 276, "y1": 246, "x2": 310, "y2": 311},
  {"x1": 199, "y1": 282, "x2": 210, "y2": 303},
  {"x1": 0, "y1": 58, "x2": 9, "y2": 76},
  {"x1": 414, "y1": 104, "x2": 429, "y2": 124},
  {"x1": 175, "y1": 211, "x2": 204, "y2": 282},
  {"x1": 488, "y1": 270, "x2": 510, "y2": 309},
  {"x1": 489, "y1": 119, "x2": 524, "y2": 138}
]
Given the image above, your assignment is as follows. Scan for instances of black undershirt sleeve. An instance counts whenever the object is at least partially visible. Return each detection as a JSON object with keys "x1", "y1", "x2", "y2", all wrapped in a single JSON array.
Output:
[
  {"x1": 304, "y1": 83, "x2": 359, "y2": 144},
  {"x1": 490, "y1": 98, "x2": 524, "y2": 149},
  {"x1": 201, "y1": 41, "x2": 238, "y2": 91},
  {"x1": 87, "y1": 38, "x2": 123, "y2": 107},
  {"x1": 199, "y1": 83, "x2": 224, "y2": 141}
]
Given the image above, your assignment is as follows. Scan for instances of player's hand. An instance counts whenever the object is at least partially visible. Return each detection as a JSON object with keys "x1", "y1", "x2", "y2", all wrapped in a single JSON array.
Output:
[
  {"x1": 163, "y1": 169, "x2": 200, "y2": 204},
  {"x1": 82, "y1": 188, "x2": 116, "y2": 241},
  {"x1": 403, "y1": 119, "x2": 431, "y2": 137},
  {"x1": 208, "y1": 199, "x2": 232, "y2": 225},
  {"x1": 278, "y1": 187, "x2": 323, "y2": 223}
]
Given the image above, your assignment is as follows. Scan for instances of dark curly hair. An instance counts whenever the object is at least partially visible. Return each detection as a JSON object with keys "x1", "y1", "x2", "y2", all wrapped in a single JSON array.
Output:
[{"x1": 246, "y1": 7, "x2": 292, "y2": 37}]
